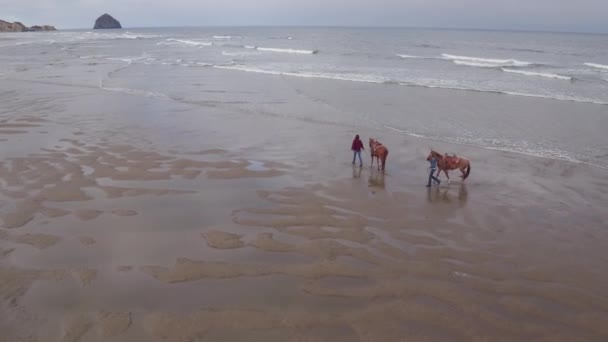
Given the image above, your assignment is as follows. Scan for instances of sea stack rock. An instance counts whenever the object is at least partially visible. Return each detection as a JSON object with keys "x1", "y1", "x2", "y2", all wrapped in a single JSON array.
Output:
[{"x1": 94, "y1": 14, "x2": 122, "y2": 29}]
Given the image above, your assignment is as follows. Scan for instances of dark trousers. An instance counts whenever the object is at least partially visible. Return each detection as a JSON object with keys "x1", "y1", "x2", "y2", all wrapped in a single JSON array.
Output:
[
  {"x1": 352, "y1": 151, "x2": 362, "y2": 165},
  {"x1": 427, "y1": 168, "x2": 440, "y2": 186}
]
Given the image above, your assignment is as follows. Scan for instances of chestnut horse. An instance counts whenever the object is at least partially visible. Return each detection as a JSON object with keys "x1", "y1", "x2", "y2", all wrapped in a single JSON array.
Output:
[
  {"x1": 369, "y1": 138, "x2": 389, "y2": 171},
  {"x1": 427, "y1": 150, "x2": 471, "y2": 183}
]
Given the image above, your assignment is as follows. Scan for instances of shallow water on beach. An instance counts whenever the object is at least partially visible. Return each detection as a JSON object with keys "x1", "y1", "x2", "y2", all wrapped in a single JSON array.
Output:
[{"x1": 1, "y1": 27, "x2": 608, "y2": 167}]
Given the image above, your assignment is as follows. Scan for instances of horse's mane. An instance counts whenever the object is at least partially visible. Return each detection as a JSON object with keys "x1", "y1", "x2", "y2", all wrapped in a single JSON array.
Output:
[{"x1": 431, "y1": 150, "x2": 444, "y2": 159}]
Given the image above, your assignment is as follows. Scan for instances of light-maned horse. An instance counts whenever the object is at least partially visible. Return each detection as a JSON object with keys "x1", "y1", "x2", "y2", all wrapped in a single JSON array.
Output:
[
  {"x1": 427, "y1": 150, "x2": 471, "y2": 183},
  {"x1": 369, "y1": 138, "x2": 389, "y2": 171}
]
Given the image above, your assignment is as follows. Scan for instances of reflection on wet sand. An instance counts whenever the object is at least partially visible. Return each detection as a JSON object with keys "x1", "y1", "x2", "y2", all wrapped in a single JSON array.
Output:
[
  {"x1": 367, "y1": 170, "x2": 385, "y2": 189},
  {"x1": 426, "y1": 183, "x2": 468, "y2": 206},
  {"x1": 352, "y1": 165, "x2": 362, "y2": 179}
]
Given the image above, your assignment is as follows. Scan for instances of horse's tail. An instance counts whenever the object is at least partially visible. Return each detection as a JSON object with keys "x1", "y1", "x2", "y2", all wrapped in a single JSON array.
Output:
[
  {"x1": 382, "y1": 149, "x2": 388, "y2": 170},
  {"x1": 464, "y1": 162, "x2": 471, "y2": 180}
]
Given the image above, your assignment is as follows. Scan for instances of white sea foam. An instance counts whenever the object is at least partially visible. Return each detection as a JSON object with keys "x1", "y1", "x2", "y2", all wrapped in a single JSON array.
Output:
[
  {"x1": 397, "y1": 54, "x2": 434, "y2": 59},
  {"x1": 107, "y1": 57, "x2": 138, "y2": 63},
  {"x1": 79, "y1": 55, "x2": 107, "y2": 59},
  {"x1": 453, "y1": 60, "x2": 504, "y2": 68},
  {"x1": 501, "y1": 68, "x2": 572, "y2": 80},
  {"x1": 501, "y1": 91, "x2": 607, "y2": 105},
  {"x1": 442, "y1": 53, "x2": 533, "y2": 67},
  {"x1": 221, "y1": 50, "x2": 260, "y2": 57},
  {"x1": 162, "y1": 38, "x2": 213, "y2": 47},
  {"x1": 81, "y1": 32, "x2": 161, "y2": 40},
  {"x1": 396, "y1": 81, "x2": 608, "y2": 105},
  {"x1": 101, "y1": 86, "x2": 170, "y2": 100},
  {"x1": 585, "y1": 63, "x2": 608, "y2": 71},
  {"x1": 256, "y1": 47, "x2": 318, "y2": 54},
  {"x1": 213, "y1": 35, "x2": 241, "y2": 39},
  {"x1": 213, "y1": 65, "x2": 386, "y2": 83},
  {"x1": 106, "y1": 55, "x2": 151, "y2": 64},
  {"x1": 383, "y1": 125, "x2": 586, "y2": 166},
  {"x1": 244, "y1": 45, "x2": 256, "y2": 49},
  {"x1": 212, "y1": 64, "x2": 606, "y2": 106}
]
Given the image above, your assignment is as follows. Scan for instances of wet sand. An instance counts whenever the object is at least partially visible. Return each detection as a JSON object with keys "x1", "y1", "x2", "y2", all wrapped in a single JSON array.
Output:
[{"x1": 1, "y1": 76, "x2": 608, "y2": 342}]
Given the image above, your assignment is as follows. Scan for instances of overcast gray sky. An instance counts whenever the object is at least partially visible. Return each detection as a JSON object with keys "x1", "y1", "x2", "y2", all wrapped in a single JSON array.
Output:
[{"x1": 2, "y1": 0, "x2": 607, "y2": 32}]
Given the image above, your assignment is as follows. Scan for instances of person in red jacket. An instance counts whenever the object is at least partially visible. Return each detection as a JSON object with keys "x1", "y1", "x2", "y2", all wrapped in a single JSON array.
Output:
[{"x1": 351, "y1": 134, "x2": 364, "y2": 166}]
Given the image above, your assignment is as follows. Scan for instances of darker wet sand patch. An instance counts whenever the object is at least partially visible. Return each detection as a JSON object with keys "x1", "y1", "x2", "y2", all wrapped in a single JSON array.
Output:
[
  {"x1": 0, "y1": 123, "x2": 40, "y2": 128},
  {"x1": 97, "y1": 311, "x2": 132, "y2": 337},
  {"x1": 142, "y1": 309, "x2": 358, "y2": 342},
  {"x1": 73, "y1": 209, "x2": 103, "y2": 221},
  {"x1": 0, "y1": 140, "x2": 287, "y2": 228},
  {"x1": 78, "y1": 236, "x2": 96, "y2": 246},
  {"x1": 111, "y1": 209, "x2": 138, "y2": 217},
  {"x1": 189, "y1": 148, "x2": 228, "y2": 155},
  {"x1": 0, "y1": 247, "x2": 15, "y2": 258},
  {"x1": 142, "y1": 258, "x2": 368, "y2": 283},
  {"x1": 0, "y1": 130, "x2": 28, "y2": 134},
  {"x1": 207, "y1": 168, "x2": 286, "y2": 179},
  {"x1": 202, "y1": 230, "x2": 244, "y2": 249},
  {"x1": 0, "y1": 231, "x2": 61, "y2": 249},
  {"x1": 70, "y1": 269, "x2": 97, "y2": 287},
  {"x1": 62, "y1": 314, "x2": 93, "y2": 342},
  {"x1": 40, "y1": 207, "x2": 71, "y2": 218},
  {"x1": 38, "y1": 184, "x2": 92, "y2": 202}
]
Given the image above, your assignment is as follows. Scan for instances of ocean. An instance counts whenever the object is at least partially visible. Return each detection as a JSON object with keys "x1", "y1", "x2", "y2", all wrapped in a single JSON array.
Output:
[{"x1": 1, "y1": 27, "x2": 607, "y2": 167}]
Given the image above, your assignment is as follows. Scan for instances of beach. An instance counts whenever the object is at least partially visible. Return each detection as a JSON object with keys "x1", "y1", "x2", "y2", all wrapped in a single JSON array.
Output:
[{"x1": 1, "y1": 28, "x2": 608, "y2": 341}]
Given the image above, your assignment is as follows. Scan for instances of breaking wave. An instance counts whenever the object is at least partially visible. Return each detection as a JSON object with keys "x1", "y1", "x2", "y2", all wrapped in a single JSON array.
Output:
[
  {"x1": 501, "y1": 68, "x2": 572, "y2": 81},
  {"x1": 256, "y1": 47, "x2": 318, "y2": 54},
  {"x1": 106, "y1": 55, "x2": 154, "y2": 64},
  {"x1": 211, "y1": 64, "x2": 606, "y2": 105},
  {"x1": 452, "y1": 60, "x2": 504, "y2": 68},
  {"x1": 213, "y1": 65, "x2": 387, "y2": 83},
  {"x1": 585, "y1": 63, "x2": 608, "y2": 71},
  {"x1": 397, "y1": 54, "x2": 437, "y2": 60},
  {"x1": 81, "y1": 32, "x2": 161, "y2": 40},
  {"x1": 161, "y1": 38, "x2": 213, "y2": 47},
  {"x1": 221, "y1": 50, "x2": 260, "y2": 57},
  {"x1": 442, "y1": 54, "x2": 533, "y2": 67},
  {"x1": 79, "y1": 55, "x2": 107, "y2": 59},
  {"x1": 101, "y1": 86, "x2": 171, "y2": 100},
  {"x1": 213, "y1": 35, "x2": 241, "y2": 39}
]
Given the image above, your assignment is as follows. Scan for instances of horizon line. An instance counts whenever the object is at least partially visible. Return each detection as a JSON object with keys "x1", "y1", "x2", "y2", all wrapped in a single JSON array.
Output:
[{"x1": 52, "y1": 24, "x2": 608, "y2": 35}]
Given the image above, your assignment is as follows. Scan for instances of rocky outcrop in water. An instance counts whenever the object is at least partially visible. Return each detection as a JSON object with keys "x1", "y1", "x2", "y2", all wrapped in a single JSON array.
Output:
[
  {"x1": 29, "y1": 25, "x2": 57, "y2": 32},
  {"x1": 0, "y1": 20, "x2": 56, "y2": 32},
  {"x1": 94, "y1": 14, "x2": 122, "y2": 29}
]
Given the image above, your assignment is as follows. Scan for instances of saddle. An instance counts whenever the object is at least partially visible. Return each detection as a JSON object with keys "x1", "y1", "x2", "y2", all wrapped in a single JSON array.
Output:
[{"x1": 445, "y1": 155, "x2": 460, "y2": 168}]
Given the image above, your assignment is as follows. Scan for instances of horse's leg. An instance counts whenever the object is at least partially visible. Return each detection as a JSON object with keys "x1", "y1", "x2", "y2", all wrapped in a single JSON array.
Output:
[
  {"x1": 460, "y1": 164, "x2": 468, "y2": 181},
  {"x1": 370, "y1": 154, "x2": 374, "y2": 168},
  {"x1": 444, "y1": 169, "x2": 450, "y2": 184}
]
